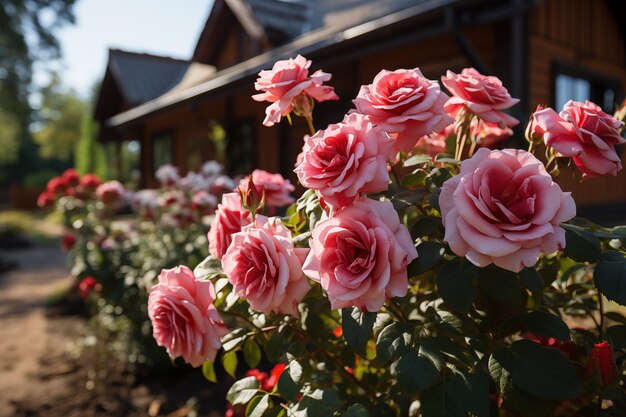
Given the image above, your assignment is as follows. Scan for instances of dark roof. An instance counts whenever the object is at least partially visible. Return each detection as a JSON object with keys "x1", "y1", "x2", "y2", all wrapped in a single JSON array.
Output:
[{"x1": 107, "y1": 49, "x2": 190, "y2": 105}]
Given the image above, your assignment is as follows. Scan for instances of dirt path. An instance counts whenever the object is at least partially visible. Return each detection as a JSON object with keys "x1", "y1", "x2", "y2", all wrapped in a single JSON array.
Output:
[{"x1": 0, "y1": 246, "x2": 75, "y2": 417}]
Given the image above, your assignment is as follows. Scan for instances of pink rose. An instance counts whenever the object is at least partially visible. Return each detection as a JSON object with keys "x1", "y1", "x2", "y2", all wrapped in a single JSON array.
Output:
[
  {"x1": 222, "y1": 216, "x2": 310, "y2": 316},
  {"x1": 440, "y1": 148, "x2": 576, "y2": 272},
  {"x1": 532, "y1": 100, "x2": 625, "y2": 178},
  {"x1": 353, "y1": 68, "x2": 453, "y2": 156},
  {"x1": 95, "y1": 181, "x2": 125, "y2": 205},
  {"x1": 416, "y1": 124, "x2": 454, "y2": 157},
  {"x1": 441, "y1": 68, "x2": 520, "y2": 128},
  {"x1": 148, "y1": 265, "x2": 227, "y2": 367},
  {"x1": 252, "y1": 55, "x2": 339, "y2": 127},
  {"x1": 294, "y1": 113, "x2": 393, "y2": 208},
  {"x1": 241, "y1": 169, "x2": 295, "y2": 208},
  {"x1": 207, "y1": 192, "x2": 252, "y2": 259},
  {"x1": 37, "y1": 191, "x2": 55, "y2": 208},
  {"x1": 302, "y1": 198, "x2": 418, "y2": 311},
  {"x1": 155, "y1": 163, "x2": 180, "y2": 186},
  {"x1": 470, "y1": 119, "x2": 513, "y2": 149}
]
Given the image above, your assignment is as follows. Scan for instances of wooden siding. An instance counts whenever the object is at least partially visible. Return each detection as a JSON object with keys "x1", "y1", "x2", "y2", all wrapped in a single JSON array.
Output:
[{"x1": 529, "y1": 0, "x2": 626, "y2": 207}]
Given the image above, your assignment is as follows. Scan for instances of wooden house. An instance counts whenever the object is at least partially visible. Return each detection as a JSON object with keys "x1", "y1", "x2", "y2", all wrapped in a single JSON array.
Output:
[{"x1": 94, "y1": 0, "x2": 626, "y2": 224}]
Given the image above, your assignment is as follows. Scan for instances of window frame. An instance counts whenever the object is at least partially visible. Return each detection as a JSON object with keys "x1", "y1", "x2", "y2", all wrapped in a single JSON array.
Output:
[{"x1": 552, "y1": 62, "x2": 622, "y2": 112}]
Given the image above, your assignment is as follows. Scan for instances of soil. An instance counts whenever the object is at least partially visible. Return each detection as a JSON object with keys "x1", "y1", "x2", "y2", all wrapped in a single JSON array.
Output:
[{"x1": 0, "y1": 244, "x2": 228, "y2": 417}]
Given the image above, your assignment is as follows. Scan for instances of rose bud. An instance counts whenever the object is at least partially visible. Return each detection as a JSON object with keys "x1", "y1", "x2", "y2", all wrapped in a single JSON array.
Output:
[
  {"x1": 239, "y1": 176, "x2": 265, "y2": 217},
  {"x1": 62, "y1": 168, "x2": 80, "y2": 187},
  {"x1": 587, "y1": 341, "x2": 620, "y2": 389},
  {"x1": 525, "y1": 104, "x2": 546, "y2": 145}
]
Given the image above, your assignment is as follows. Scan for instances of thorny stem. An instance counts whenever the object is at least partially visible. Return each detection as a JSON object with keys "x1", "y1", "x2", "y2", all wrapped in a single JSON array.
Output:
[
  {"x1": 220, "y1": 309, "x2": 258, "y2": 329},
  {"x1": 454, "y1": 112, "x2": 472, "y2": 161}
]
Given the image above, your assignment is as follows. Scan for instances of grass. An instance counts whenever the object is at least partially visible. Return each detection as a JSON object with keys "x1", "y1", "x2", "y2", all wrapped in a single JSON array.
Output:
[{"x1": 0, "y1": 209, "x2": 63, "y2": 246}]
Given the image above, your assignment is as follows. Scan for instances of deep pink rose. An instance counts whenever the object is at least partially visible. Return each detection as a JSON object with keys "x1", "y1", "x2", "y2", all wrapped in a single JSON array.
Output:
[
  {"x1": 62, "y1": 169, "x2": 80, "y2": 187},
  {"x1": 148, "y1": 265, "x2": 228, "y2": 367},
  {"x1": 353, "y1": 68, "x2": 453, "y2": 156},
  {"x1": 440, "y1": 148, "x2": 576, "y2": 272},
  {"x1": 470, "y1": 119, "x2": 513, "y2": 149},
  {"x1": 80, "y1": 173, "x2": 102, "y2": 189},
  {"x1": 416, "y1": 124, "x2": 454, "y2": 157},
  {"x1": 241, "y1": 169, "x2": 295, "y2": 208},
  {"x1": 302, "y1": 198, "x2": 417, "y2": 311},
  {"x1": 222, "y1": 216, "x2": 310, "y2": 316},
  {"x1": 532, "y1": 100, "x2": 625, "y2": 178},
  {"x1": 79, "y1": 276, "x2": 99, "y2": 300},
  {"x1": 37, "y1": 191, "x2": 55, "y2": 208},
  {"x1": 47, "y1": 176, "x2": 67, "y2": 195},
  {"x1": 207, "y1": 192, "x2": 252, "y2": 260},
  {"x1": 95, "y1": 181, "x2": 125, "y2": 205},
  {"x1": 294, "y1": 113, "x2": 393, "y2": 208},
  {"x1": 252, "y1": 55, "x2": 339, "y2": 127},
  {"x1": 441, "y1": 68, "x2": 519, "y2": 128}
]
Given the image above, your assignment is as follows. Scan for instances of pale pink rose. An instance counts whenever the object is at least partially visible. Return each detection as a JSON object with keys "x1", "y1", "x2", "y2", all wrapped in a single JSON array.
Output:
[
  {"x1": 222, "y1": 216, "x2": 310, "y2": 316},
  {"x1": 191, "y1": 190, "x2": 218, "y2": 214},
  {"x1": 241, "y1": 169, "x2": 295, "y2": 208},
  {"x1": 532, "y1": 100, "x2": 625, "y2": 178},
  {"x1": 155, "y1": 164, "x2": 180, "y2": 186},
  {"x1": 353, "y1": 68, "x2": 453, "y2": 156},
  {"x1": 95, "y1": 181, "x2": 125, "y2": 205},
  {"x1": 294, "y1": 113, "x2": 393, "y2": 208},
  {"x1": 302, "y1": 198, "x2": 417, "y2": 311},
  {"x1": 441, "y1": 68, "x2": 520, "y2": 129},
  {"x1": 207, "y1": 193, "x2": 252, "y2": 259},
  {"x1": 470, "y1": 119, "x2": 513, "y2": 149},
  {"x1": 148, "y1": 265, "x2": 228, "y2": 367},
  {"x1": 252, "y1": 55, "x2": 339, "y2": 127},
  {"x1": 416, "y1": 124, "x2": 455, "y2": 157},
  {"x1": 440, "y1": 148, "x2": 576, "y2": 272}
]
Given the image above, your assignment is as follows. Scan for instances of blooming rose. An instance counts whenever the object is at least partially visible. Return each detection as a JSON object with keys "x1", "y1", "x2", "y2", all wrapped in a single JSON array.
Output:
[
  {"x1": 532, "y1": 100, "x2": 625, "y2": 177},
  {"x1": 191, "y1": 190, "x2": 217, "y2": 214},
  {"x1": 47, "y1": 176, "x2": 67, "y2": 195},
  {"x1": 441, "y1": 68, "x2": 519, "y2": 128},
  {"x1": 79, "y1": 276, "x2": 99, "y2": 300},
  {"x1": 80, "y1": 173, "x2": 102, "y2": 189},
  {"x1": 200, "y1": 160, "x2": 223, "y2": 177},
  {"x1": 440, "y1": 148, "x2": 576, "y2": 272},
  {"x1": 587, "y1": 341, "x2": 620, "y2": 387},
  {"x1": 353, "y1": 68, "x2": 453, "y2": 156},
  {"x1": 96, "y1": 181, "x2": 125, "y2": 205},
  {"x1": 303, "y1": 198, "x2": 417, "y2": 311},
  {"x1": 470, "y1": 119, "x2": 513, "y2": 149},
  {"x1": 222, "y1": 216, "x2": 310, "y2": 316},
  {"x1": 155, "y1": 163, "x2": 180, "y2": 186},
  {"x1": 62, "y1": 169, "x2": 80, "y2": 187},
  {"x1": 246, "y1": 363, "x2": 286, "y2": 391},
  {"x1": 148, "y1": 265, "x2": 228, "y2": 367},
  {"x1": 37, "y1": 191, "x2": 55, "y2": 208},
  {"x1": 294, "y1": 113, "x2": 393, "y2": 208},
  {"x1": 61, "y1": 232, "x2": 76, "y2": 251},
  {"x1": 207, "y1": 192, "x2": 252, "y2": 259},
  {"x1": 252, "y1": 54, "x2": 339, "y2": 127},
  {"x1": 242, "y1": 169, "x2": 295, "y2": 208}
]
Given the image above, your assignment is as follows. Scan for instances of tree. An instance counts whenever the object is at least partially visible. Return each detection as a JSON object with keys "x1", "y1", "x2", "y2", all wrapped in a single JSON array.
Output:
[
  {"x1": 0, "y1": 0, "x2": 77, "y2": 184},
  {"x1": 75, "y1": 110, "x2": 108, "y2": 179}
]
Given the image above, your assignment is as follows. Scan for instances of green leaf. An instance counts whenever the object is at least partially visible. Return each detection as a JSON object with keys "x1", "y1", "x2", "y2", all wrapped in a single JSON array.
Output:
[
  {"x1": 223, "y1": 328, "x2": 247, "y2": 351},
  {"x1": 426, "y1": 167, "x2": 452, "y2": 187},
  {"x1": 341, "y1": 307, "x2": 377, "y2": 357},
  {"x1": 437, "y1": 258, "x2": 476, "y2": 313},
  {"x1": 478, "y1": 266, "x2": 523, "y2": 306},
  {"x1": 292, "y1": 389, "x2": 341, "y2": 417},
  {"x1": 562, "y1": 223, "x2": 601, "y2": 263},
  {"x1": 222, "y1": 350, "x2": 238, "y2": 378},
  {"x1": 278, "y1": 360, "x2": 303, "y2": 402},
  {"x1": 243, "y1": 339, "x2": 262, "y2": 368},
  {"x1": 226, "y1": 376, "x2": 260, "y2": 405},
  {"x1": 521, "y1": 310, "x2": 570, "y2": 340},
  {"x1": 401, "y1": 170, "x2": 427, "y2": 188},
  {"x1": 396, "y1": 345, "x2": 442, "y2": 393},
  {"x1": 247, "y1": 394, "x2": 270, "y2": 417},
  {"x1": 375, "y1": 322, "x2": 413, "y2": 365},
  {"x1": 594, "y1": 251, "x2": 626, "y2": 305},
  {"x1": 607, "y1": 325, "x2": 626, "y2": 350},
  {"x1": 519, "y1": 267, "x2": 544, "y2": 293},
  {"x1": 490, "y1": 340, "x2": 581, "y2": 400},
  {"x1": 421, "y1": 370, "x2": 489, "y2": 417},
  {"x1": 411, "y1": 216, "x2": 441, "y2": 238},
  {"x1": 409, "y1": 241, "x2": 446, "y2": 276},
  {"x1": 201, "y1": 361, "x2": 217, "y2": 383},
  {"x1": 264, "y1": 331, "x2": 284, "y2": 363},
  {"x1": 342, "y1": 404, "x2": 370, "y2": 417},
  {"x1": 404, "y1": 154, "x2": 432, "y2": 167},
  {"x1": 391, "y1": 189, "x2": 427, "y2": 210}
]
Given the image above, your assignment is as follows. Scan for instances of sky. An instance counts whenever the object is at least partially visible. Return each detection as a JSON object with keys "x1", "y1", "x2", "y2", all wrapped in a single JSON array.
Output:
[{"x1": 35, "y1": 0, "x2": 213, "y2": 98}]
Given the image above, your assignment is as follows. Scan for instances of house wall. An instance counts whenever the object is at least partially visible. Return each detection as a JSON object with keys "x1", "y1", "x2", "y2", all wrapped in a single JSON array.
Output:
[{"x1": 528, "y1": 0, "x2": 626, "y2": 208}]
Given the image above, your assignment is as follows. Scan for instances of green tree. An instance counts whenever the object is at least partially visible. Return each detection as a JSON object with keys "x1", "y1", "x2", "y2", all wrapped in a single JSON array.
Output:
[
  {"x1": 0, "y1": 0, "x2": 77, "y2": 183},
  {"x1": 75, "y1": 110, "x2": 108, "y2": 178}
]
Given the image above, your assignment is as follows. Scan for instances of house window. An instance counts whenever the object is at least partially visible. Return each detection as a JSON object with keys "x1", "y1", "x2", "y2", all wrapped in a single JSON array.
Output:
[
  {"x1": 152, "y1": 131, "x2": 173, "y2": 173},
  {"x1": 554, "y1": 65, "x2": 620, "y2": 113}
]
